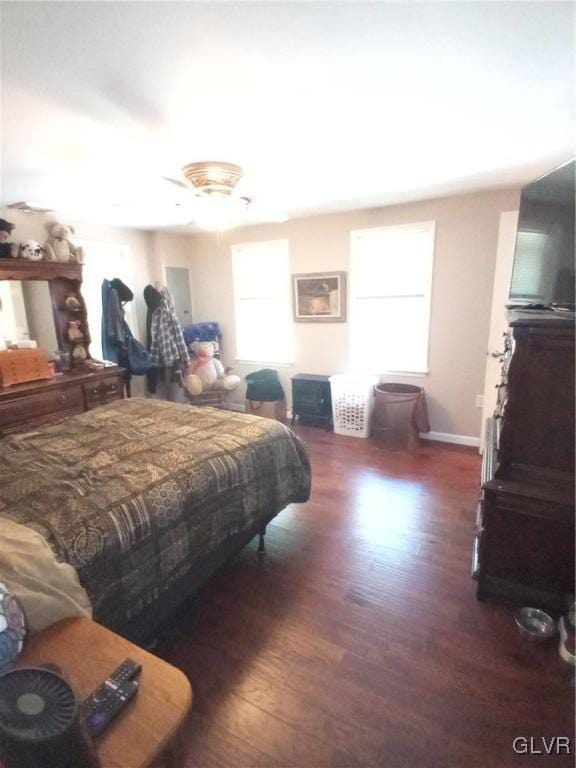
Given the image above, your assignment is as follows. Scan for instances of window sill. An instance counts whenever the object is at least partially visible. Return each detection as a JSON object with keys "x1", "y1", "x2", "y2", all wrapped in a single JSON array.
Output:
[
  {"x1": 379, "y1": 369, "x2": 430, "y2": 377},
  {"x1": 350, "y1": 368, "x2": 430, "y2": 377},
  {"x1": 236, "y1": 360, "x2": 295, "y2": 368}
]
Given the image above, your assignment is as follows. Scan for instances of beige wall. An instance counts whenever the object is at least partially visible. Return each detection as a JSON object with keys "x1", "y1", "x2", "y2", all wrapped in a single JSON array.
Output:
[
  {"x1": 21, "y1": 281, "x2": 58, "y2": 352},
  {"x1": 148, "y1": 231, "x2": 195, "y2": 315},
  {"x1": 187, "y1": 187, "x2": 520, "y2": 439}
]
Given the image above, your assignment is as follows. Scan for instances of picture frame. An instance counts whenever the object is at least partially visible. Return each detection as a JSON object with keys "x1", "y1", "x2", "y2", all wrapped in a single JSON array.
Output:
[{"x1": 292, "y1": 271, "x2": 347, "y2": 323}]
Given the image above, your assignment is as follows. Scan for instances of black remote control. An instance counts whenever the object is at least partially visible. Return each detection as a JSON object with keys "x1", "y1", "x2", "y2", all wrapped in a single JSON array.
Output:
[
  {"x1": 82, "y1": 678, "x2": 139, "y2": 736},
  {"x1": 108, "y1": 658, "x2": 142, "y2": 684}
]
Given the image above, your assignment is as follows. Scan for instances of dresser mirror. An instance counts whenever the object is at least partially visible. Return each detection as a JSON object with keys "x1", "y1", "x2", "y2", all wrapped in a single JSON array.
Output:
[{"x1": 0, "y1": 280, "x2": 58, "y2": 352}]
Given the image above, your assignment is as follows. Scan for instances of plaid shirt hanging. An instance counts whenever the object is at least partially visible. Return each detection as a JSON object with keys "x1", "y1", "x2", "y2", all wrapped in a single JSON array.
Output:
[{"x1": 149, "y1": 288, "x2": 190, "y2": 368}]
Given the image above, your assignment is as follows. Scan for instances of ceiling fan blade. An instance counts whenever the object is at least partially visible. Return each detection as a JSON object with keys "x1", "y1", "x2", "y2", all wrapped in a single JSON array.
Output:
[
  {"x1": 5, "y1": 201, "x2": 55, "y2": 214},
  {"x1": 161, "y1": 175, "x2": 189, "y2": 190},
  {"x1": 110, "y1": 201, "x2": 189, "y2": 208}
]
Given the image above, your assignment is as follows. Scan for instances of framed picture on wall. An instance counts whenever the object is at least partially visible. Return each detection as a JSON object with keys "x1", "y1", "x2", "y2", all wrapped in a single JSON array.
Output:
[{"x1": 292, "y1": 271, "x2": 347, "y2": 322}]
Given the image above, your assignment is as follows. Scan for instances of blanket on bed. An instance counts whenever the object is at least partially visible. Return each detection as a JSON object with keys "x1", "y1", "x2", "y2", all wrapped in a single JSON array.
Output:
[{"x1": 0, "y1": 398, "x2": 310, "y2": 631}]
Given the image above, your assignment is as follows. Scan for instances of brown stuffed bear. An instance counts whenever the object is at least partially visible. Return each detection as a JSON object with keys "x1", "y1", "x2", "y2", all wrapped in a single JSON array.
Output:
[
  {"x1": 64, "y1": 295, "x2": 82, "y2": 312},
  {"x1": 67, "y1": 320, "x2": 84, "y2": 342}
]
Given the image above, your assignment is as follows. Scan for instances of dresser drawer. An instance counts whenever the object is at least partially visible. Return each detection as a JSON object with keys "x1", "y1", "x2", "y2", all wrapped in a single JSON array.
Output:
[
  {"x1": 0, "y1": 385, "x2": 84, "y2": 429},
  {"x1": 84, "y1": 376, "x2": 124, "y2": 408}
]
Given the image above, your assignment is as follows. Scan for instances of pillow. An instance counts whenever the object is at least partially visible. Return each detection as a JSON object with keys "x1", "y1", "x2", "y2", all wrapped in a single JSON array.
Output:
[{"x1": 0, "y1": 517, "x2": 91, "y2": 634}]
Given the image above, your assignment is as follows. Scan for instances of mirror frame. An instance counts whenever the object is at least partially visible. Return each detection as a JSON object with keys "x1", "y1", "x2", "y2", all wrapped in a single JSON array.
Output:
[{"x1": 0, "y1": 259, "x2": 91, "y2": 361}]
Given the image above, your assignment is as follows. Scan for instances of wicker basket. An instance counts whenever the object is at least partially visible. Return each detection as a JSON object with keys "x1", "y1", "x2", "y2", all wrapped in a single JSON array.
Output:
[
  {"x1": 0, "y1": 349, "x2": 53, "y2": 388},
  {"x1": 329, "y1": 374, "x2": 379, "y2": 438}
]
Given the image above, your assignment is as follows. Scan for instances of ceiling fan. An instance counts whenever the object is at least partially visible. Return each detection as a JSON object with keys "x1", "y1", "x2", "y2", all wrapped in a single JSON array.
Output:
[
  {"x1": 160, "y1": 161, "x2": 288, "y2": 231},
  {"x1": 5, "y1": 201, "x2": 55, "y2": 214}
]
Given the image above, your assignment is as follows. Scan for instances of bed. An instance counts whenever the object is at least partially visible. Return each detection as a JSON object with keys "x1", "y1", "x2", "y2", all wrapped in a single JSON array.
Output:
[{"x1": 0, "y1": 398, "x2": 311, "y2": 642}]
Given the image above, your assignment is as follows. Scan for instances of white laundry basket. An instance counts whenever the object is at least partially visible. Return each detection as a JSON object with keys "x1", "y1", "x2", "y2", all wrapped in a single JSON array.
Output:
[{"x1": 329, "y1": 374, "x2": 379, "y2": 438}]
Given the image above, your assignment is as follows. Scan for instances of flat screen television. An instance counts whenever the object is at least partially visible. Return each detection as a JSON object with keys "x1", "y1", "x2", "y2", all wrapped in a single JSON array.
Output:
[{"x1": 508, "y1": 158, "x2": 575, "y2": 310}]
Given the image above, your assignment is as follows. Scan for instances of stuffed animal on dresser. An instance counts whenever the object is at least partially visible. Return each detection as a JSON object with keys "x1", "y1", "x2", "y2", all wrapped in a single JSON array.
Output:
[
  {"x1": 0, "y1": 219, "x2": 18, "y2": 259},
  {"x1": 64, "y1": 294, "x2": 82, "y2": 312},
  {"x1": 67, "y1": 320, "x2": 84, "y2": 342},
  {"x1": 18, "y1": 240, "x2": 49, "y2": 261},
  {"x1": 71, "y1": 343, "x2": 87, "y2": 361},
  {"x1": 44, "y1": 222, "x2": 84, "y2": 263},
  {"x1": 185, "y1": 340, "x2": 241, "y2": 396}
]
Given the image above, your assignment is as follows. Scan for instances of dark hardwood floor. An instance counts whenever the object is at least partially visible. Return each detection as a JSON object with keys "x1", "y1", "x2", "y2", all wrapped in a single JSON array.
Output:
[{"x1": 157, "y1": 426, "x2": 574, "y2": 767}]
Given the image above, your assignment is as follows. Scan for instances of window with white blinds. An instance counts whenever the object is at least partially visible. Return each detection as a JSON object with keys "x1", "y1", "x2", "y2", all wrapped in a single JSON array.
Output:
[
  {"x1": 231, "y1": 239, "x2": 294, "y2": 364},
  {"x1": 350, "y1": 222, "x2": 435, "y2": 373},
  {"x1": 509, "y1": 230, "x2": 548, "y2": 301}
]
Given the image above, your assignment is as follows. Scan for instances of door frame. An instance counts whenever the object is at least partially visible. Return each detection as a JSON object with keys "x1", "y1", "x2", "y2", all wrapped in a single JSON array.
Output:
[
  {"x1": 162, "y1": 264, "x2": 194, "y2": 326},
  {"x1": 480, "y1": 210, "x2": 519, "y2": 453}
]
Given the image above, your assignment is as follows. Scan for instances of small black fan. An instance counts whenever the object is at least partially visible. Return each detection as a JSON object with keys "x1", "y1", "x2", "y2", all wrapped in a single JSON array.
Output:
[{"x1": 0, "y1": 668, "x2": 100, "y2": 768}]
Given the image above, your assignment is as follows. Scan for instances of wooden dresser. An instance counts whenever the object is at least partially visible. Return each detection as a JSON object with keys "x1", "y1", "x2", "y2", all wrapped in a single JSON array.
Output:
[
  {"x1": 474, "y1": 314, "x2": 575, "y2": 612},
  {"x1": 0, "y1": 257, "x2": 128, "y2": 434},
  {"x1": 0, "y1": 366, "x2": 127, "y2": 434}
]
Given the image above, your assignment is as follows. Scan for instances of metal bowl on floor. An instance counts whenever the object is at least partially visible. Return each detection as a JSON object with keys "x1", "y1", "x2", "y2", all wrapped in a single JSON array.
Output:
[{"x1": 514, "y1": 607, "x2": 557, "y2": 644}]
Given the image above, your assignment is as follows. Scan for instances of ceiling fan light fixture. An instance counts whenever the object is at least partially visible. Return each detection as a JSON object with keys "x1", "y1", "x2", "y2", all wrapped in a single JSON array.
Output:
[
  {"x1": 192, "y1": 195, "x2": 247, "y2": 232},
  {"x1": 182, "y1": 161, "x2": 243, "y2": 197}
]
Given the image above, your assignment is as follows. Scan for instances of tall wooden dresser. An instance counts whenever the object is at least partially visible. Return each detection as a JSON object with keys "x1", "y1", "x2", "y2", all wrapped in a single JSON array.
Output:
[{"x1": 474, "y1": 313, "x2": 575, "y2": 612}]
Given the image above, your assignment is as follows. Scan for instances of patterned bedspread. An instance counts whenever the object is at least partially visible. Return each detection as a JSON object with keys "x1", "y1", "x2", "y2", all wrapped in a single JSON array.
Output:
[{"x1": 0, "y1": 398, "x2": 310, "y2": 631}]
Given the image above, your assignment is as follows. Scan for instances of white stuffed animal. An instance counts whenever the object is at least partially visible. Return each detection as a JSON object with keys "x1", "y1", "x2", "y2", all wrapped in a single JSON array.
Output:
[
  {"x1": 185, "y1": 340, "x2": 241, "y2": 396},
  {"x1": 44, "y1": 221, "x2": 84, "y2": 263},
  {"x1": 18, "y1": 240, "x2": 48, "y2": 261}
]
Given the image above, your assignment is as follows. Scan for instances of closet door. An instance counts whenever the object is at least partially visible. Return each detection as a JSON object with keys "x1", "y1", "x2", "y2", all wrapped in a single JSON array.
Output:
[{"x1": 165, "y1": 267, "x2": 193, "y2": 326}]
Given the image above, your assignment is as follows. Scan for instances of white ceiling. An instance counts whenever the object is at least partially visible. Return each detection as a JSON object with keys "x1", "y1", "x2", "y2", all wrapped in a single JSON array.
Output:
[{"x1": 1, "y1": 1, "x2": 574, "y2": 231}]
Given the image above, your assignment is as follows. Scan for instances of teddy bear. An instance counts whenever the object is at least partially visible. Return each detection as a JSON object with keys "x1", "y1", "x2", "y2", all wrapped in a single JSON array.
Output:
[
  {"x1": 44, "y1": 221, "x2": 84, "y2": 264},
  {"x1": 18, "y1": 240, "x2": 48, "y2": 261},
  {"x1": 0, "y1": 219, "x2": 18, "y2": 259},
  {"x1": 71, "y1": 343, "x2": 87, "y2": 361},
  {"x1": 185, "y1": 340, "x2": 241, "y2": 396},
  {"x1": 64, "y1": 294, "x2": 82, "y2": 312},
  {"x1": 67, "y1": 320, "x2": 84, "y2": 342}
]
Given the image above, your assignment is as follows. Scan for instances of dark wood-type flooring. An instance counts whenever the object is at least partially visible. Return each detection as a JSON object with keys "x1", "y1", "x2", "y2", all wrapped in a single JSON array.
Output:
[{"x1": 157, "y1": 426, "x2": 574, "y2": 767}]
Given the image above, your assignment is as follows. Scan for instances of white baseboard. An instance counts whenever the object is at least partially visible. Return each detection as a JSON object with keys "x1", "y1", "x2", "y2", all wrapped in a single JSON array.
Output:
[
  {"x1": 234, "y1": 401, "x2": 479, "y2": 448},
  {"x1": 420, "y1": 431, "x2": 480, "y2": 448}
]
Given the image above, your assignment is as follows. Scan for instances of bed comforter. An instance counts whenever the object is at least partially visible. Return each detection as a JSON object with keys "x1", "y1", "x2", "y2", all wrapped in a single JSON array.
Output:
[{"x1": 0, "y1": 398, "x2": 310, "y2": 631}]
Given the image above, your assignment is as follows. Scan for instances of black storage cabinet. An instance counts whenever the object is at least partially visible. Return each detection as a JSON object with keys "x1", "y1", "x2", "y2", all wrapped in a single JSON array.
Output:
[{"x1": 291, "y1": 374, "x2": 332, "y2": 430}]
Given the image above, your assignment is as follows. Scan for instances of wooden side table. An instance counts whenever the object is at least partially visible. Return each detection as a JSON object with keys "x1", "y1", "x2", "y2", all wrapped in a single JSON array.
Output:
[
  {"x1": 17, "y1": 618, "x2": 192, "y2": 768},
  {"x1": 291, "y1": 374, "x2": 333, "y2": 430}
]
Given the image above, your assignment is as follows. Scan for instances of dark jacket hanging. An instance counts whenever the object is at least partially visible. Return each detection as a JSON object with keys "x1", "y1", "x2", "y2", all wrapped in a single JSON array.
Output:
[
  {"x1": 101, "y1": 279, "x2": 125, "y2": 363},
  {"x1": 144, "y1": 284, "x2": 162, "y2": 393},
  {"x1": 101, "y1": 279, "x2": 150, "y2": 375}
]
